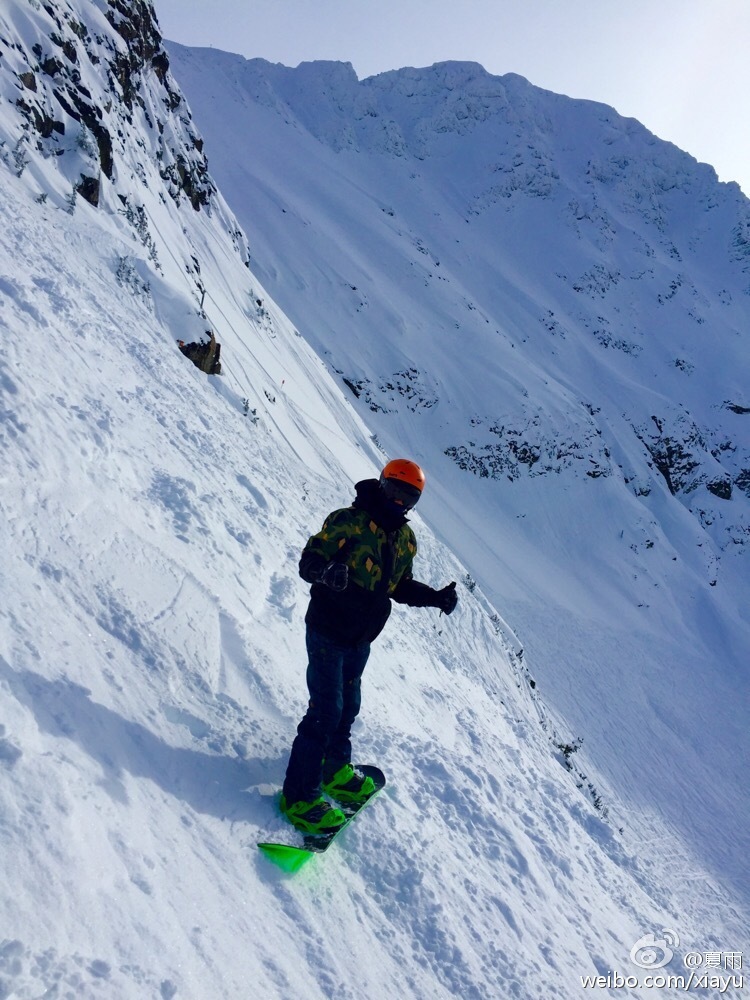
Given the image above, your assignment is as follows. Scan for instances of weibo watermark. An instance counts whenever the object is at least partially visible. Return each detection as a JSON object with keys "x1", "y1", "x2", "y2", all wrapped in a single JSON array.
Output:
[
  {"x1": 631, "y1": 929, "x2": 681, "y2": 969},
  {"x1": 580, "y1": 929, "x2": 745, "y2": 992}
]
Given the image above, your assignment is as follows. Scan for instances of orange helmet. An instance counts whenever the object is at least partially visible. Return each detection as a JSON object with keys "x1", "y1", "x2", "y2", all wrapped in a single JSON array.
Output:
[
  {"x1": 381, "y1": 459, "x2": 426, "y2": 492},
  {"x1": 379, "y1": 459, "x2": 425, "y2": 510}
]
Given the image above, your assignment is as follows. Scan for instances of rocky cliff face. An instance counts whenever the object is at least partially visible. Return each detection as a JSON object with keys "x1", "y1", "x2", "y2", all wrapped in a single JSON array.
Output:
[{"x1": 1, "y1": 0, "x2": 216, "y2": 218}]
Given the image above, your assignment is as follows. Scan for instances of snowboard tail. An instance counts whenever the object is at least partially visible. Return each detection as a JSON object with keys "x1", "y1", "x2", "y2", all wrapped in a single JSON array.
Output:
[{"x1": 258, "y1": 765, "x2": 385, "y2": 872}]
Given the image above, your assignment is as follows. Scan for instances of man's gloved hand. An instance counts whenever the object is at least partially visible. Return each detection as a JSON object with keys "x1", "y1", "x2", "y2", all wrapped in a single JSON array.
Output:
[
  {"x1": 434, "y1": 581, "x2": 457, "y2": 615},
  {"x1": 319, "y1": 561, "x2": 349, "y2": 591}
]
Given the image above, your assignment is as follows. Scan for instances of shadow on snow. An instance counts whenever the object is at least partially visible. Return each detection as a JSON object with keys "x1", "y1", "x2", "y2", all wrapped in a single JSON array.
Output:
[{"x1": 1, "y1": 658, "x2": 279, "y2": 826}]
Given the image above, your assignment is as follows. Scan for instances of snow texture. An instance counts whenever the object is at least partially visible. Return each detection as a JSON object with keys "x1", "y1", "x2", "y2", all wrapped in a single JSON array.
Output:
[{"x1": 0, "y1": 3, "x2": 747, "y2": 998}]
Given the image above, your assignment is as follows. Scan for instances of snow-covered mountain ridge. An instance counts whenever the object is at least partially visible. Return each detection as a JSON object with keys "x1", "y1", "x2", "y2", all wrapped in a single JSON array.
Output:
[
  {"x1": 1, "y1": 2, "x2": 748, "y2": 996},
  {"x1": 168, "y1": 39, "x2": 750, "y2": 935},
  {"x1": 169, "y1": 50, "x2": 750, "y2": 540}
]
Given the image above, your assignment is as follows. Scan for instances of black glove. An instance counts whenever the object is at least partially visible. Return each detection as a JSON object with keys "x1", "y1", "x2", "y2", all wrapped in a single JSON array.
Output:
[
  {"x1": 319, "y1": 561, "x2": 349, "y2": 591},
  {"x1": 434, "y1": 581, "x2": 457, "y2": 615}
]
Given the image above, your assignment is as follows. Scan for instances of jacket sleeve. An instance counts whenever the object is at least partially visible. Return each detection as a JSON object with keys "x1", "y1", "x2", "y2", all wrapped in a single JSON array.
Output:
[
  {"x1": 299, "y1": 509, "x2": 353, "y2": 584},
  {"x1": 391, "y1": 571, "x2": 440, "y2": 608}
]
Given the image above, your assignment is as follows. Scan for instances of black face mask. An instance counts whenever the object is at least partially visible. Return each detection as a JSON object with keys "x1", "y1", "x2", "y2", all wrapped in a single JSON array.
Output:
[{"x1": 379, "y1": 476, "x2": 422, "y2": 512}]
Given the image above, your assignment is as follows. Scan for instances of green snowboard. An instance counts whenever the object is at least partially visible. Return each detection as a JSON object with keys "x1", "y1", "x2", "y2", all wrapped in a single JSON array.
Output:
[{"x1": 258, "y1": 765, "x2": 386, "y2": 873}]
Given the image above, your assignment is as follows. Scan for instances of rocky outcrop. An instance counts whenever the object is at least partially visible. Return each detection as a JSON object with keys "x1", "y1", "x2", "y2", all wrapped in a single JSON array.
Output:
[{"x1": 1, "y1": 0, "x2": 214, "y2": 211}]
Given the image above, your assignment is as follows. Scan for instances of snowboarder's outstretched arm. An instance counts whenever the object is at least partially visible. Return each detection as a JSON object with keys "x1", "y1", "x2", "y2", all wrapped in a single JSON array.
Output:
[{"x1": 392, "y1": 575, "x2": 458, "y2": 614}]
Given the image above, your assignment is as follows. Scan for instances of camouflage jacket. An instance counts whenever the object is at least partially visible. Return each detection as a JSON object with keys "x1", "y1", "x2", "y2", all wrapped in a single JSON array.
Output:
[{"x1": 300, "y1": 479, "x2": 440, "y2": 644}]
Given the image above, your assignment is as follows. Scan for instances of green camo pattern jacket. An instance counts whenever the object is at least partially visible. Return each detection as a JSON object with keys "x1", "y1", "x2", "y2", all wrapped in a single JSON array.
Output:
[{"x1": 299, "y1": 479, "x2": 439, "y2": 644}]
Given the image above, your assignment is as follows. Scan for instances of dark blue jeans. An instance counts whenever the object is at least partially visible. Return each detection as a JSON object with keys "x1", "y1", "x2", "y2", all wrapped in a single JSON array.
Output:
[{"x1": 282, "y1": 626, "x2": 371, "y2": 803}]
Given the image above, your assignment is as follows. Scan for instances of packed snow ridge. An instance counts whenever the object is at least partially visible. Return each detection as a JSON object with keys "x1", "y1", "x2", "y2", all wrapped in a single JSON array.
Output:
[{"x1": 0, "y1": 2, "x2": 748, "y2": 997}]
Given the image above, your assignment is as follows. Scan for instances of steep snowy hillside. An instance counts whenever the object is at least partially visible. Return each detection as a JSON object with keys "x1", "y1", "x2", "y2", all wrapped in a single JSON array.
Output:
[
  {"x1": 1, "y1": 4, "x2": 747, "y2": 998},
  {"x1": 166, "y1": 48, "x2": 750, "y2": 916}
]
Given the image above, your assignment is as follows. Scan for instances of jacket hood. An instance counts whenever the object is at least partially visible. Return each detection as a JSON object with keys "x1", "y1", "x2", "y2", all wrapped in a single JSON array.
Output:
[{"x1": 353, "y1": 478, "x2": 409, "y2": 531}]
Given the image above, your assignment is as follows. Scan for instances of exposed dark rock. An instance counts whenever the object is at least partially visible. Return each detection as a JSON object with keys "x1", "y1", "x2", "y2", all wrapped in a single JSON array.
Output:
[
  {"x1": 7, "y1": 0, "x2": 216, "y2": 212},
  {"x1": 635, "y1": 414, "x2": 704, "y2": 496},
  {"x1": 735, "y1": 470, "x2": 750, "y2": 498},
  {"x1": 706, "y1": 478, "x2": 732, "y2": 500},
  {"x1": 445, "y1": 411, "x2": 610, "y2": 482},
  {"x1": 173, "y1": 153, "x2": 211, "y2": 211},
  {"x1": 50, "y1": 32, "x2": 78, "y2": 64},
  {"x1": 54, "y1": 86, "x2": 113, "y2": 177},
  {"x1": 341, "y1": 366, "x2": 437, "y2": 413},
  {"x1": 151, "y1": 49, "x2": 169, "y2": 82},
  {"x1": 76, "y1": 173, "x2": 100, "y2": 206},
  {"x1": 177, "y1": 332, "x2": 222, "y2": 375},
  {"x1": 69, "y1": 19, "x2": 89, "y2": 42},
  {"x1": 730, "y1": 219, "x2": 750, "y2": 263},
  {"x1": 16, "y1": 97, "x2": 64, "y2": 138}
]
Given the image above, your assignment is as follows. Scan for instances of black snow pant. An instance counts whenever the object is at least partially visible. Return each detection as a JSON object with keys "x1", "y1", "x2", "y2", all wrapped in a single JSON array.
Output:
[{"x1": 282, "y1": 626, "x2": 371, "y2": 803}]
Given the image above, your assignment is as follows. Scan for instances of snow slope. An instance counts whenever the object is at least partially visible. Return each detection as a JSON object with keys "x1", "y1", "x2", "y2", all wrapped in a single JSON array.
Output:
[
  {"x1": 0, "y1": 3, "x2": 747, "y2": 998},
  {"x1": 166, "y1": 43, "x2": 750, "y2": 908}
]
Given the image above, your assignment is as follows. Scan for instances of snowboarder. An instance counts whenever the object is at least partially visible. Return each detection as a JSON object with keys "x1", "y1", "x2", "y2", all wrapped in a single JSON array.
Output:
[{"x1": 281, "y1": 459, "x2": 458, "y2": 833}]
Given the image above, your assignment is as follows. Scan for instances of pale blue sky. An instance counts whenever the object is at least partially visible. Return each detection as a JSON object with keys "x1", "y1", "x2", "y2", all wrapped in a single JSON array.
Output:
[{"x1": 153, "y1": 0, "x2": 749, "y2": 195}]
